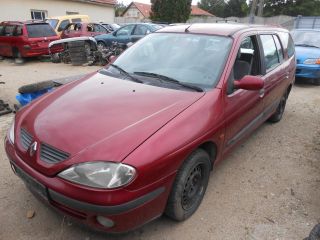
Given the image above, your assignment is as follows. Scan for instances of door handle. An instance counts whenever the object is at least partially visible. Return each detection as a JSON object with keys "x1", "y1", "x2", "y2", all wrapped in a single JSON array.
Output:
[{"x1": 259, "y1": 88, "x2": 265, "y2": 98}]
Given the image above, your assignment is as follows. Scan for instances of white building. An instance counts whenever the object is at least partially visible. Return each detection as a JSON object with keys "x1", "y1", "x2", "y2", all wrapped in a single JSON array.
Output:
[{"x1": 0, "y1": 0, "x2": 116, "y2": 23}]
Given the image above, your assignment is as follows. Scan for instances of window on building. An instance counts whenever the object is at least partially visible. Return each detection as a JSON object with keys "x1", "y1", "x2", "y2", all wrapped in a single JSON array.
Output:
[
  {"x1": 67, "y1": 11, "x2": 79, "y2": 15},
  {"x1": 31, "y1": 10, "x2": 47, "y2": 20}
]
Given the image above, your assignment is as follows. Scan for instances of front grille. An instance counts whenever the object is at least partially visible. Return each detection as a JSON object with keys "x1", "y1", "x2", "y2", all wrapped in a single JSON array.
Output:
[
  {"x1": 20, "y1": 128, "x2": 33, "y2": 149},
  {"x1": 40, "y1": 143, "x2": 69, "y2": 164}
]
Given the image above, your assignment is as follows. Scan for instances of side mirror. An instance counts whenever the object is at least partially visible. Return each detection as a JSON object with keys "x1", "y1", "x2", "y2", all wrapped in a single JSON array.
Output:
[
  {"x1": 234, "y1": 75, "x2": 264, "y2": 91},
  {"x1": 112, "y1": 31, "x2": 117, "y2": 36}
]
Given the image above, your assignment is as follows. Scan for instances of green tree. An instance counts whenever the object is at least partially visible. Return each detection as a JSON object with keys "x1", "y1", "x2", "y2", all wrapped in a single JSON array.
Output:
[
  {"x1": 116, "y1": 2, "x2": 127, "y2": 17},
  {"x1": 224, "y1": 0, "x2": 249, "y2": 17},
  {"x1": 151, "y1": 0, "x2": 192, "y2": 23},
  {"x1": 263, "y1": 0, "x2": 320, "y2": 17},
  {"x1": 198, "y1": 0, "x2": 226, "y2": 17}
]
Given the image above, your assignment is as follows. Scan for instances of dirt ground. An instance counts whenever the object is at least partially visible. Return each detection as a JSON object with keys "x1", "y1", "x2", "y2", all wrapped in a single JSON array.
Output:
[{"x1": 0, "y1": 59, "x2": 319, "y2": 240}]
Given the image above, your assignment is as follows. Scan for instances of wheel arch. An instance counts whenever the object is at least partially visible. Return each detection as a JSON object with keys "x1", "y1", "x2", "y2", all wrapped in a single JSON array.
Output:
[{"x1": 198, "y1": 141, "x2": 218, "y2": 169}]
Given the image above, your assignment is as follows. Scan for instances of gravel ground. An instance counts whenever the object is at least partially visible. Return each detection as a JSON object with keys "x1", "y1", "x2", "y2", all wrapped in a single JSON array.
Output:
[{"x1": 0, "y1": 60, "x2": 319, "y2": 240}]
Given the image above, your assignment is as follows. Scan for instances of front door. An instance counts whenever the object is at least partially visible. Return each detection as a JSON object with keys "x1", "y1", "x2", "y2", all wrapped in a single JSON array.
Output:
[{"x1": 223, "y1": 34, "x2": 265, "y2": 153}]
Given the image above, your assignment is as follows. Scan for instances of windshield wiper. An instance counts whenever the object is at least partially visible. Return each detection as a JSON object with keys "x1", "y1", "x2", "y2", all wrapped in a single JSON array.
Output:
[
  {"x1": 110, "y1": 64, "x2": 143, "y2": 83},
  {"x1": 295, "y1": 43, "x2": 320, "y2": 48},
  {"x1": 133, "y1": 71, "x2": 204, "y2": 92}
]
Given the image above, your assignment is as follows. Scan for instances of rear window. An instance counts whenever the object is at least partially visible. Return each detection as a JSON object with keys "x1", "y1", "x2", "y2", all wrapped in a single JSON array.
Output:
[{"x1": 26, "y1": 24, "x2": 56, "y2": 38}]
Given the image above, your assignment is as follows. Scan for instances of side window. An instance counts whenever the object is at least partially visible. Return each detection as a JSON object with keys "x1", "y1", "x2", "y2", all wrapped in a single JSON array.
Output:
[
  {"x1": 14, "y1": 25, "x2": 23, "y2": 36},
  {"x1": 4, "y1": 25, "x2": 15, "y2": 36},
  {"x1": 71, "y1": 18, "x2": 81, "y2": 23},
  {"x1": 0, "y1": 25, "x2": 5, "y2": 36},
  {"x1": 87, "y1": 24, "x2": 94, "y2": 32},
  {"x1": 227, "y1": 36, "x2": 261, "y2": 94},
  {"x1": 58, "y1": 20, "x2": 70, "y2": 32},
  {"x1": 287, "y1": 35, "x2": 295, "y2": 58},
  {"x1": 273, "y1": 35, "x2": 284, "y2": 63},
  {"x1": 278, "y1": 32, "x2": 295, "y2": 58},
  {"x1": 133, "y1": 25, "x2": 149, "y2": 35},
  {"x1": 116, "y1": 25, "x2": 135, "y2": 36},
  {"x1": 260, "y1": 35, "x2": 280, "y2": 71}
]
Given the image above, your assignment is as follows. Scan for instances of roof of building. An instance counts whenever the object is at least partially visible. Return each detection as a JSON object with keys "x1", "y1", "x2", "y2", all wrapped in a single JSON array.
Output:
[
  {"x1": 191, "y1": 6, "x2": 214, "y2": 16},
  {"x1": 77, "y1": 0, "x2": 116, "y2": 6},
  {"x1": 157, "y1": 23, "x2": 288, "y2": 36},
  {"x1": 122, "y1": 2, "x2": 214, "y2": 18}
]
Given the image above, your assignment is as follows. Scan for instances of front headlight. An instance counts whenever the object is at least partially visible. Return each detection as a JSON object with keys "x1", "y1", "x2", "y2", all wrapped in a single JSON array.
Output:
[
  {"x1": 303, "y1": 58, "x2": 320, "y2": 65},
  {"x1": 8, "y1": 120, "x2": 15, "y2": 144},
  {"x1": 58, "y1": 162, "x2": 136, "y2": 189}
]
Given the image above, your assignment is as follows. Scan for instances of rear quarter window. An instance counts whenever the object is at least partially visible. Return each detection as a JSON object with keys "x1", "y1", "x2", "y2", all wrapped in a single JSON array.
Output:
[
  {"x1": 26, "y1": 24, "x2": 57, "y2": 38},
  {"x1": 278, "y1": 32, "x2": 295, "y2": 58}
]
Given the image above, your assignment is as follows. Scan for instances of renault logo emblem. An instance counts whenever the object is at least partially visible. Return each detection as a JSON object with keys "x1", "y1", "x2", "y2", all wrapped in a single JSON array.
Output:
[{"x1": 29, "y1": 142, "x2": 38, "y2": 157}]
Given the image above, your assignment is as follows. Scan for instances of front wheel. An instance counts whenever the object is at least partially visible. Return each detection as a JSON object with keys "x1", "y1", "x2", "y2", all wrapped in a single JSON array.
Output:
[{"x1": 165, "y1": 149, "x2": 211, "y2": 221}]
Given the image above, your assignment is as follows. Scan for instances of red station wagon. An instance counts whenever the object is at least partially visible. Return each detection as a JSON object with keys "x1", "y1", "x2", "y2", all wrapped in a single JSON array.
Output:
[
  {"x1": 0, "y1": 21, "x2": 61, "y2": 58},
  {"x1": 61, "y1": 22, "x2": 110, "y2": 39},
  {"x1": 5, "y1": 24, "x2": 296, "y2": 233}
]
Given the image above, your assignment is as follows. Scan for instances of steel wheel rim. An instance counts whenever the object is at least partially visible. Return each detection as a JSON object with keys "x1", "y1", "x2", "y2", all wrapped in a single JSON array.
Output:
[{"x1": 182, "y1": 164, "x2": 205, "y2": 211}]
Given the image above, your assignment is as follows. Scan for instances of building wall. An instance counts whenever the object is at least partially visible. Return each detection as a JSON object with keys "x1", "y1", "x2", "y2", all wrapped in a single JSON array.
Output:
[
  {"x1": 0, "y1": 0, "x2": 115, "y2": 23},
  {"x1": 122, "y1": 6, "x2": 144, "y2": 20}
]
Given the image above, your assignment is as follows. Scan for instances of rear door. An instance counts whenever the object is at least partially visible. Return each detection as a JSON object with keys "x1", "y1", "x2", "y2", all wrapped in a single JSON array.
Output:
[
  {"x1": 0, "y1": 25, "x2": 16, "y2": 56},
  {"x1": 223, "y1": 34, "x2": 265, "y2": 152},
  {"x1": 258, "y1": 34, "x2": 289, "y2": 116}
]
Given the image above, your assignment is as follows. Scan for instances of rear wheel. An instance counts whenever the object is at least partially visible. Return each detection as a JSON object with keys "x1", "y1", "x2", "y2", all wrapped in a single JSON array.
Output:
[
  {"x1": 165, "y1": 149, "x2": 211, "y2": 221},
  {"x1": 14, "y1": 48, "x2": 24, "y2": 65},
  {"x1": 268, "y1": 93, "x2": 287, "y2": 123}
]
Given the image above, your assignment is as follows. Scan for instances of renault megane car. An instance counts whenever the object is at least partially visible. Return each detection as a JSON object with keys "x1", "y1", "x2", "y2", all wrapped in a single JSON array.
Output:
[{"x1": 5, "y1": 24, "x2": 296, "y2": 233}]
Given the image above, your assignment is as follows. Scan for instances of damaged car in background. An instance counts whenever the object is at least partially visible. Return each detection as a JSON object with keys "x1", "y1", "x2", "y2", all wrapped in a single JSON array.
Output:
[{"x1": 5, "y1": 24, "x2": 295, "y2": 233}]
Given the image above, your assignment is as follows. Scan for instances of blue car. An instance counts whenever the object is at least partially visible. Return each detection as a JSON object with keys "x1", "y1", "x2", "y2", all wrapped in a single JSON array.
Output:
[
  {"x1": 94, "y1": 23, "x2": 162, "y2": 48},
  {"x1": 291, "y1": 29, "x2": 320, "y2": 85}
]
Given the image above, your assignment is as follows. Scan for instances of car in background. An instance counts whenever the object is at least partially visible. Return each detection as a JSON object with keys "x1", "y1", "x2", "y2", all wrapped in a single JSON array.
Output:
[
  {"x1": 0, "y1": 21, "x2": 61, "y2": 59},
  {"x1": 5, "y1": 24, "x2": 295, "y2": 233},
  {"x1": 46, "y1": 15, "x2": 90, "y2": 36},
  {"x1": 61, "y1": 22, "x2": 110, "y2": 39},
  {"x1": 94, "y1": 23, "x2": 162, "y2": 48},
  {"x1": 100, "y1": 23, "x2": 120, "y2": 32},
  {"x1": 291, "y1": 29, "x2": 320, "y2": 85}
]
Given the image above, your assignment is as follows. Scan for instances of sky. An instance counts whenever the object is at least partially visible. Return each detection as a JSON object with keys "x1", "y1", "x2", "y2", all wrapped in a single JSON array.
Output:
[{"x1": 120, "y1": 0, "x2": 200, "y2": 5}]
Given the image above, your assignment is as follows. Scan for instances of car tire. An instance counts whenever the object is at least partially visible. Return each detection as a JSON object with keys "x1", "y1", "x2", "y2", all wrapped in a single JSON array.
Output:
[
  {"x1": 314, "y1": 79, "x2": 320, "y2": 86},
  {"x1": 51, "y1": 53, "x2": 61, "y2": 63},
  {"x1": 268, "y1": 93, "x2": 287, "y2": 123},
  {"x1": 307, "y1": 224, "x2": 320, "y2": 240},
  {"x1": 18, "y1": 80, "x2": 55, "y2": 94},
  {"x1": 14, "y1": 49, "x2": 24, "y2": 65},
  {"x1": 165, "y1": 149, "x2": 211, "y2": 221}
]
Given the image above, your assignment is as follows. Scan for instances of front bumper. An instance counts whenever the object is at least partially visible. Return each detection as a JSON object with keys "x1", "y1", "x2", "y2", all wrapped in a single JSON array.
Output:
[
  {"x1": 296, "y1": 64, "x2": 320, "y2": 79},
  {"x1": 5, "y1": 137, "x2": 173, "y2": 233}
]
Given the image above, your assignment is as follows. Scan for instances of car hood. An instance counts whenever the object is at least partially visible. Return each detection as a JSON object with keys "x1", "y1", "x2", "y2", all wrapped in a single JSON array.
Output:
[
  {"x1": 18, "y1": 72, "x2": 204, "y2": 175},
  {"x1": 295, "y1": 46, "x2": 320, "y2": 64}
]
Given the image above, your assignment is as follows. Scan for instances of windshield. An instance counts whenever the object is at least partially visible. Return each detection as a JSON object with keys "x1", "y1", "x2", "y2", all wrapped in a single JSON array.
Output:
[
  {"x1": 112, "y1": 33, "x2": 232, "y2": 89},
  {"x1": 291, "y1": 30, "x2": 320, "y2": 48},
  {"x1": 46, "y1": 19, "x2": 58, "y2": 29}
]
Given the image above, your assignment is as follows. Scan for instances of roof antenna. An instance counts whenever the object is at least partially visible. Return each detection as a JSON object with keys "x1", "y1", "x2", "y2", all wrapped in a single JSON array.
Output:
[{"x1": 185, "y1": 24, "x2": 192, "y2": 33}]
